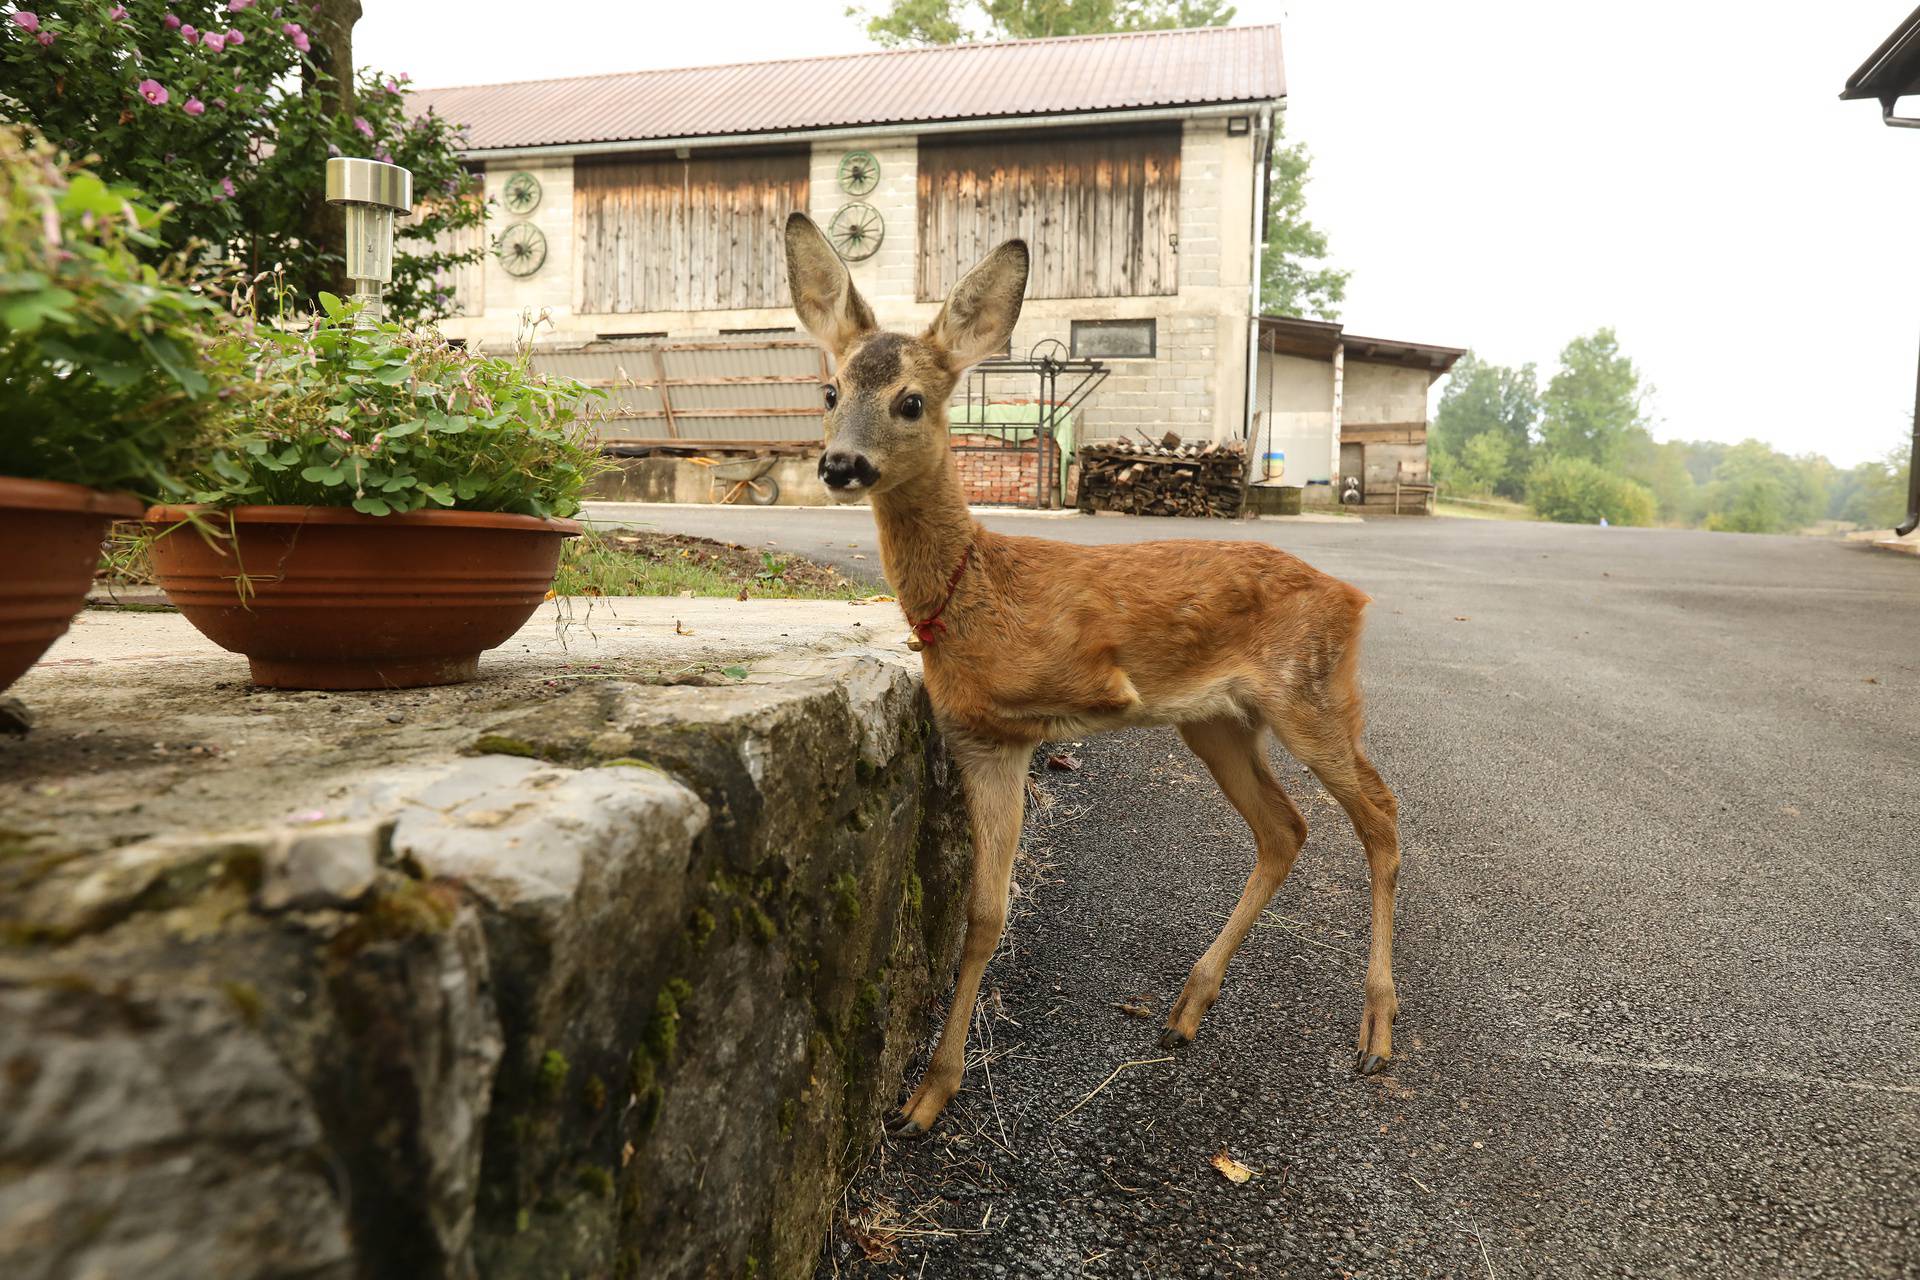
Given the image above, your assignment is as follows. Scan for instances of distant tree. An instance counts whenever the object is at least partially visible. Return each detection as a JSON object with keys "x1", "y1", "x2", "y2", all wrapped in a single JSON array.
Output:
[
  {"x1": 1702, "y1": 440, "x2": 1826, "y2": 534},
  {"x1": 1618, "y1": 436, "x2": 1700, "y2": 526},
  {"x1": 1258, "y1": 122, "x2": 1349, "y2": 321},
  {"x1": 1431, "y1": 353, "x2": 1538, "y2": 498},
  {"x1": 1830, "y1": 434, "x2": 1914, "y2": 530},
  {"x1": 851, "y1": 0, "x2": 1235, "y2": 45},
  {"x1": 1539, "y1": 329, "x2": 1647, "y2": 466},
  {"x1": 1526, "y1": 456, "x2": 1656, "y2": 527}
]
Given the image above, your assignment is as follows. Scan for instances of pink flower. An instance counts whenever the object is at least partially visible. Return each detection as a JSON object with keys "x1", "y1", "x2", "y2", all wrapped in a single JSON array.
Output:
[
  {"x1": 229, "y1": 0, "x2": 254, "y2": 9},
  {"x1": 36, "y1": 29, "x2": 53, "y2": 45},
  {"x1": 353, "y1": 116, "x2": 373, "y2": 138},
  {"x1": 163, "y1": 13, "x2": 181, "y2": 30},
  {"x1": 224, "y1": 28, "x2": 243, "y2": 45},
  {"x1": 137, "y1": 79, "x2": 169, "y2": 106},
  {"x1": 328, "y1": 426, "x2": 351, "y2": 442},
  {"x1": 384, "y1": 79, "x2": 400, "y2": 94},
  {"x1": 203, "y1": 31, "x2": 226, "y2": 52},
  {"x1": 9, "y1": 11, "x2": 38, "y2": 34},
  {"x1": 180, "y1": 24, "x2": 198, "y2": 44},
  {"x1": 220, "y1": 176, "x2": 236, "y2": 198},
  {"x1": 108, "y1": 5, "x2": 127, "y2": 20},
  {"x1": 183, "y1": 97, "x2": 206, "y2": 116}
]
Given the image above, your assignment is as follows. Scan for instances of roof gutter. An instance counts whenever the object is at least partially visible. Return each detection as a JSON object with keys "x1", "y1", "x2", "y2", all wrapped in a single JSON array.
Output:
[
  {"x1": 1241, "y1": 103, "x2": 1274, "y2": 455},
  {"x1": 454, "y1": 99, "x2": 1281, "y2": 162}
]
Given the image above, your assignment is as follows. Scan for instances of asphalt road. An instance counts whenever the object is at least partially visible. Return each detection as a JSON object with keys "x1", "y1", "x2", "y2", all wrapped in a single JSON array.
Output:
[{"x1": 612, "y1": 504, "x2": 1920, "y2": 1277}]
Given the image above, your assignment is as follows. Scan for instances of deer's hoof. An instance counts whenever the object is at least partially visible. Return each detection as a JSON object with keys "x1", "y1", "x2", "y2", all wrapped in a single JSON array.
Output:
[
  {"x1": 1356, "y1": 1052, "x2": 1388, "y2": 1076},
  {"x1": 1156, "y1": 1026, "x2": 1191, "y2": 1051},
  {"x1": 884, "y1": 1112, "x2": 929, "y2": 1139}
]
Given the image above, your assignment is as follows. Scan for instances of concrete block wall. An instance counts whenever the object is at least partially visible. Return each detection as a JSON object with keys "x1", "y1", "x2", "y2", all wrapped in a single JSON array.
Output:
[
  {"x1": 473, "y1": 158, "x2": 575, "y2": 336},
  {"x1": 809, "y1": 137, "x2": 919, "y2": 325}
]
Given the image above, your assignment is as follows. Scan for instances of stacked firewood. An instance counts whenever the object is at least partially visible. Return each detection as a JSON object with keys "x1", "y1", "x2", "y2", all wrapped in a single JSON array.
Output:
[{"x1": 1074, "y1": 434, "x2": 1248, "y2": 518}]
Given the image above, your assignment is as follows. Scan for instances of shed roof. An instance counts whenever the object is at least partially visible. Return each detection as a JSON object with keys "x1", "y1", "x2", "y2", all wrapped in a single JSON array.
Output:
[
  {"x1": 410, "y1": 25, "x2": 1284, "y2": 154},
  {"x1": 1259, "y1": 315, "x2": 1465, "y2": 379}
]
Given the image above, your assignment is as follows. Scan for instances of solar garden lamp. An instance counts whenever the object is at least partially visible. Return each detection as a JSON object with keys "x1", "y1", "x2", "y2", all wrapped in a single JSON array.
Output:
[{"x1": 324, "y1": 157, "x2": 413, "y2": 324}]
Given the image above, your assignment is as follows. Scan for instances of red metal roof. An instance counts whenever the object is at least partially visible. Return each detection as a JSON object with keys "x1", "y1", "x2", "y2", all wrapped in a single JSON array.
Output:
[{"x1": 411, "y1": 25, "x2": 1284, "y2": 153}]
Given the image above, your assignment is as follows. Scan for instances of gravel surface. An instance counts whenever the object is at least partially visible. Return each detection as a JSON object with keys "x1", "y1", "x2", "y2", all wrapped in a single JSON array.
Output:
[{"x1": 619, "y1": 506, "x2": 1920, "y2": 1278}]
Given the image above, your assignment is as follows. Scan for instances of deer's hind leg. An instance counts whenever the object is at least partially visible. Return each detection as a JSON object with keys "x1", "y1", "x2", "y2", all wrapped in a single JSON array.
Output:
[
  {"x1": 1268, "y1": 694, "x2": 1401, "y2": 1075},
  {"x1": 1160, "y1": 716, "x2": 1309, "y2": 1049}
]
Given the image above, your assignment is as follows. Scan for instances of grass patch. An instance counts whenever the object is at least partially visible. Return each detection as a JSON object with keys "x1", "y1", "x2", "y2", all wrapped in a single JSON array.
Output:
[
  {"x1": 1435, "y1": 497, "x2": 1537, "y2": 522},
  {"x1": 554, "y1": 530, "x2": 868, "y2": 600}
]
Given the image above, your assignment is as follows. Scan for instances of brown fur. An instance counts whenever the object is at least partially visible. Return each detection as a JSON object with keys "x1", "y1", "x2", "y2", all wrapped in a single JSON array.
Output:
[{"x1": 785, "y1": 214, "x2": 1402, "y2": 1134}]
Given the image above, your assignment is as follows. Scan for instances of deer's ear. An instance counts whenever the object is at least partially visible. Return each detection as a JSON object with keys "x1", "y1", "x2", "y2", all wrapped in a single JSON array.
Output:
[
  {"x1": 925, "y1": 239, "x2": 1028, "y2": 372},
  {"x1": 785, "y1": 212, "x2": 876, "y2": 358}
]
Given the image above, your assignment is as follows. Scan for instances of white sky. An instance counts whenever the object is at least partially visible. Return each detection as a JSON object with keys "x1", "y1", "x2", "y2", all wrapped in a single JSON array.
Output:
[{"x1": 360, "y1": 0, "x2": 1920, "y2": 468}]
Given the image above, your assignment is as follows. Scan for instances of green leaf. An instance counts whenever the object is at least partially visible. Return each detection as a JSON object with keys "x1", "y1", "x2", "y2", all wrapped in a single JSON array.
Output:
[
  {"x1": 59, "y1": 172, "x2": 124, "y2": 219},
  {"x1": 721, "y1": 666, "x2": 749, "y2": 681},
  {"x1": 318, "y1": 292, "x2": 345, "y2": 320},
  {"x1": 351, "y1": 496, "x2": 392, "y2": 516},
  {"x1": 375, "y1": 363, "x2": 413, "y2": 385}
]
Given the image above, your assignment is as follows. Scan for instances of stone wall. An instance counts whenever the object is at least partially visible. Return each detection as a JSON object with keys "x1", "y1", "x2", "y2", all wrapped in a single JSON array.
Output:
[{"x1": 0, "y1": 639, "x2": 967, "y2": 1280}]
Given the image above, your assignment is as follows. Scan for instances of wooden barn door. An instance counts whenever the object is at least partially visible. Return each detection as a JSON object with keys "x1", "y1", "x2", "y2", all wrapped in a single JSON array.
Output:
[
  {"x1": 916, "y1": 125, "x2": 1181, "y2": 302},
  {"x1": 574, "y1": 149, "x2": 809, "y2": 314}
]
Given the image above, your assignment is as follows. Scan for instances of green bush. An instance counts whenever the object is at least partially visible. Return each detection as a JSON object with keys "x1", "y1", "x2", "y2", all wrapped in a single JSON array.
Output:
[
  {"x1": 1525, "y1": 455, "x2": 1657, "y2": 527},
  {"x1": 183, "y1": 292, "x2": 604, "y2": 518},
  {"x1": 0, "y1": 127, "x2": 233, "y2": 495},
  {"x1": 1, "y1": 0, "x2": 483, "y2": 324}
]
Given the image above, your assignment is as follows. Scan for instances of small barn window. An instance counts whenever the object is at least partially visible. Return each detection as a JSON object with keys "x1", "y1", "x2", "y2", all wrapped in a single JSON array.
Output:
[{"x1": 1071, "y1": 319, "x2": 1156, "y2": 359}]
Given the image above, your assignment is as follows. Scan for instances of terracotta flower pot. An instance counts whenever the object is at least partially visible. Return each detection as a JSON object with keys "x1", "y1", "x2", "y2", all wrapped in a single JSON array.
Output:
[
  {"x1": 145, "y1": 505, "x2": 582, "y2": 690},
  {"x1": 0, "y1": 477, "x2": 144, "y2": 693}
]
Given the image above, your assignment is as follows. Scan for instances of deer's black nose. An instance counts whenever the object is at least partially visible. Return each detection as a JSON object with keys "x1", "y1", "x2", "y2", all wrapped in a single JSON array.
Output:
[{"x1": 820, "y1": 451, "x2": 880, "y2": 491}]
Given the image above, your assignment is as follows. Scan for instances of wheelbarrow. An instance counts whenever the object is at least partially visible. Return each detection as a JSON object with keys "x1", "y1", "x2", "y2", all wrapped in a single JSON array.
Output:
[{"x1": 691, "y1": 455, "x2": 781, "y2": 506}]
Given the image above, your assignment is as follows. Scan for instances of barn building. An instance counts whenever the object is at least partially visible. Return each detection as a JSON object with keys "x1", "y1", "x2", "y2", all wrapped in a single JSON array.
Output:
[{"x1": 412, "y1": 25, "x2": 1457, "y2": 509}]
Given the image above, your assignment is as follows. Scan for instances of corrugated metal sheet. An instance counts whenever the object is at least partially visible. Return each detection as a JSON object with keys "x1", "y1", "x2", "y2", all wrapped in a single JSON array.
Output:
[
  {"x1": 532, "y1": 339, "x2": 826, "y2": 444},
  {"x1": 411, "y1": 25, "x2": 1284, "y2": 153}
]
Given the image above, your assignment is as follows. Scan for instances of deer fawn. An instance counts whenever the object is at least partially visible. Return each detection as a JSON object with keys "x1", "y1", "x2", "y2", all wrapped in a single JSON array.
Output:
[{"x1": 785, "y1": 213, "x2": 1401, "y2": 1136}]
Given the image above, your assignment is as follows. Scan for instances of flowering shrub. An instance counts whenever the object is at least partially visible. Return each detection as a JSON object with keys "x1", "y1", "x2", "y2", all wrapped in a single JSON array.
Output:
[
  {"x1": 0, "y1": 1, "x2": 483, "y2": 323},
  {"x1": 0, "y1": 127, "x2": 235, "y2": 495},
  {"x1": 186, "y1": 294, "x2": 604, "y2": 518}
]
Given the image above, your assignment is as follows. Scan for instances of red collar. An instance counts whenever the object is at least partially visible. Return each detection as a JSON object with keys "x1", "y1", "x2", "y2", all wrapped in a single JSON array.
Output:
[{"x1": 906, "y1": 541, "x2": 975, "y2": 650}]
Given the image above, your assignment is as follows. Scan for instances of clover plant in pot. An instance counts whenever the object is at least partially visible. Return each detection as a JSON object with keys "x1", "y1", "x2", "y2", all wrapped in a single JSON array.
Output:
[
  {"x1": 0, "y1": 129, "x2": 231, "y2": 692},
  {"x1": 148, "y1": 293, "x2": 602, "y2": 690}
]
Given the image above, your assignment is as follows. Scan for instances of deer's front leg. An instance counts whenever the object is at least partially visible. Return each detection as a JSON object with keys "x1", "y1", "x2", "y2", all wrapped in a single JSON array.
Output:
[{"x1": 888, "y1": 739, "x2": 1031, "y2": 1136}]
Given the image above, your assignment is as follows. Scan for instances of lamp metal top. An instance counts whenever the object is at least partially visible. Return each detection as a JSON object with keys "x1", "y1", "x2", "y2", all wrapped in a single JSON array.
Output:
[{"x1": 325, "y1": 156, "x2": 413, "y2": 213}]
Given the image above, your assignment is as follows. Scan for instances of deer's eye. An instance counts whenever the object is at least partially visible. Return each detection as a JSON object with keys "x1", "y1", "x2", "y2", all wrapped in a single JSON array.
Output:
[
  {"x1": 899, "y1": 394, "x2": 924, "y2": 421},
  {"x1": 823, "y1": 385, "x2": 838, "y2": 410}
]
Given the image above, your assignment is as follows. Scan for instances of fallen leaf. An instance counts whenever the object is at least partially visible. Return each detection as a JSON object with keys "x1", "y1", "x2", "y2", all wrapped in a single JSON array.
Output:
[
  {"x1": 1211, "y1": 1148, "x2": 1255, "y2": 1183},
  {"x1": 1046, "y1": 752, "x2": 1083, "y2": 772},
  {"x1": 675, "y1": 619, "x2": 693, "y2": 636},
  {"x1": 721, "y1": 665, "x2": 749, "y2": 680},
  {"x1": 1453, "y1": 615, "x2": 1471, "y2": 622},
  {"x1": 852, "y1": 553, "x2": 868, "y2": 560},
  {"x1": 1864, "y1": 676, "x2": 1880, "y2": 684},
  {"x1": 620, "y1": 1141, "x2": 635, "y2": 1168},
  {"x1": 1114, "y1": 1000, "x2": 1154, "y2": 1019},
  {"x1": 736, "y1": 587, "x2": 750, "y2": 601}
]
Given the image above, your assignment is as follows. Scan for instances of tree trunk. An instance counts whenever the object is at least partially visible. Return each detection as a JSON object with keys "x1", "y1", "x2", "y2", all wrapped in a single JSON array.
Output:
[{"x1": 298, "y1": 0, "x2": 364, "y2": 301}]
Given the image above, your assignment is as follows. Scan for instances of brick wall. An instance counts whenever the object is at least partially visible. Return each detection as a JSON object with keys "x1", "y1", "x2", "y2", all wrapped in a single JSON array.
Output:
[{"x1": 951, "y1": 433, "x2": 1061, "y2": 507}]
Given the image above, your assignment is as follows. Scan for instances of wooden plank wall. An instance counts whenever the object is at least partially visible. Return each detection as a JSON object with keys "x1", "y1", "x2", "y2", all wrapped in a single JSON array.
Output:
[
  {"x1": 917, "y1": 126, "x2": 1181, "y2": 302},
  {"x1": 575, "y1": 150, "x2": 808, "y2": 314}
]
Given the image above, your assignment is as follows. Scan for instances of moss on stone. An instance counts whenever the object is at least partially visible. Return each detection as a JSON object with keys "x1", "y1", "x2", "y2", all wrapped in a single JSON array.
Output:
[
  {"x1": 537, "y1": 1049, "x2": 570, "y2": 1101},
  {"x1": 742, "y1": 901, "x2": 776, "y2": 945},
  {"x1": 597, "y1": 757, "x2": 661, "y2": 772},
  {"x1": 583, "y1": 1073, "x2": 607, "y2": 1114},
  {"x1": 222, "y1": 980, "x2": 264, "y2": 1028},
  {"x1": 831, "y1": 872, "x2": 861, "y2": 925},
  {"x1": 473, "y1": 734, "x2": 540, "y2": 759},
  {"x1": 778, "y1": 1098, "x2": 796, "y2": 1141},
  {"x1": 646, "y1": 979, "x2": 694, "y2": 1061},
  {"x1": 575, "y1": 1165, "x2": 614, "y2": 1199},
  {"x1": 904, "y1": 871, "x2": 923, "y2": 917},
  {"x1": 686, "y1": 906, "x2": 717, "y2": 950}
]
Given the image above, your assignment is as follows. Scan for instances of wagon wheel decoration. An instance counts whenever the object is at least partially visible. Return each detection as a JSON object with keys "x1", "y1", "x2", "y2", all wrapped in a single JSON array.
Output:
[
  {"x1": 828, "y1": 201, "x2": 884, "y2": 262},
  {"x1": 837, "y1": 150, "x2": 880, "y2": 197},
  {"x1": 502, "y1": 171, "x2": 542, "y2": 215},
  {"x1": 496, "y1": 222, "x2": 547, "y2": 277}
]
